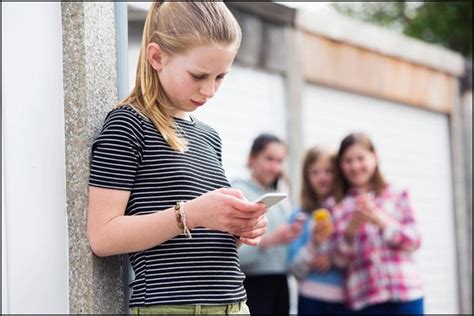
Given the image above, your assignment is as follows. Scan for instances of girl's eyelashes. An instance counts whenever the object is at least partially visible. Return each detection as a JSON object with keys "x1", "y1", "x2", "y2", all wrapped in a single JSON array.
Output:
[
  {"x1": 190, "y1": 73, "x2": 226, "y2": 81},
  {"x1": 191, "y1": 74, "x2": 206, "y2": 80}
]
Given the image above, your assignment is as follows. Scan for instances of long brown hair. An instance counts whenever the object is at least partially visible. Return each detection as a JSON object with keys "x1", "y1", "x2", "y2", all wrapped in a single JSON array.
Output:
[
  {"x1": 334, "y1": 133, "x2": 387, "y2": 202},
  {"x1": 300, "y1": 146, "x2": 336, "y2": 213},
  {"x1": 118, "y1": 1, "x2": 242, "y2": 152}
]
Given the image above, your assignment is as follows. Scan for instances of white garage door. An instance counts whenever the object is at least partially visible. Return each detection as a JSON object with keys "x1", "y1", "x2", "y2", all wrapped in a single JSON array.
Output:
[{"x1": 302, "y1": 84, "x2": 459, "y2": 313}]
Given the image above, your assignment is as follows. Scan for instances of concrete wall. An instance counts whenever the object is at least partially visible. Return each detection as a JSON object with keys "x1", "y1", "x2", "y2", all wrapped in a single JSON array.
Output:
[
  {"x1": 301, "y1": 32, "x2": 456, "y2": 113},
  {"x1": 61, "y1": 2, "x2": 125, "y2": 314},
  {"x1": 2, "y1": 3, "x2": 69, "y2": 313}
]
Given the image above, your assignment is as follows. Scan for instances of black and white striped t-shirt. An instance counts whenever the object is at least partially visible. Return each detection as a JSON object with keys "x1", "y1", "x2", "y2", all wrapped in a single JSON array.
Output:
[{"x1": 89, "y1": 105, "x2": 246, "y2": 307}]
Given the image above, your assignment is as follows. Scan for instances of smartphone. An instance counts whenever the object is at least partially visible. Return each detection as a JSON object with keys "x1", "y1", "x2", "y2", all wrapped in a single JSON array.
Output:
[{"x1": 253, "y1": 193, "x2": 288, "y2": 209}]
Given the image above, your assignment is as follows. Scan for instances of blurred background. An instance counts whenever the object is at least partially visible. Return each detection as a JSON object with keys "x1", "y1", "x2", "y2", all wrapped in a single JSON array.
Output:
[{"x1": 2, "y1": 1, "x2": 472, "y2": 314}]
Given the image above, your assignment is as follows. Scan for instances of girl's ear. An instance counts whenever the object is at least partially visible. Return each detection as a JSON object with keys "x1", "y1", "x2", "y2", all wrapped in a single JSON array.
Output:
[
  {"x1": 147, "y1": 42, "x2": 164, "y2": 71},
  {"x1": 248, "y1": 155, "x2": 256, "y2": 170}
]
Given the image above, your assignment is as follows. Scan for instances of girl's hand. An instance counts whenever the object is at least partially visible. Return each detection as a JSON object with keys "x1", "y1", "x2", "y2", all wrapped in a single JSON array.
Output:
[
  {"x1": 235, "y1": 215, "x2": 268, "y2": 246},
  {"x1": 344, "y1": 210, "x2": 367, "y2": 240},
  {"x1": 311, "y1": 255, "x2": 331, "y2": 273},
  {"x1": 259, "y1": 221, "x2": 303, "y2": 249},
  {"x1": 186, "y1": 188, "x2": 267, "y2": 235},
  {"x1": 355, "y1": 194, "x2": 390, "y2": 229},
  {"x1": 311, "y1": 222, "x2": 333, "y2": 246}
]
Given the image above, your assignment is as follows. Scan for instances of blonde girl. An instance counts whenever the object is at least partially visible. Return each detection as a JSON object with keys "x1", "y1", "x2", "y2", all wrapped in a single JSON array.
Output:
[
  {"x1": 288, "y1": 146, "x2": 351, "y2": 315},
  {"x1": 87, "y1": 2, "x2": 267, "y2": 314}
]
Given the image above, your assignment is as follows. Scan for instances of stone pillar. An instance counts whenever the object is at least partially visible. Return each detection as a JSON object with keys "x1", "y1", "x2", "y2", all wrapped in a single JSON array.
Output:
[{"x1": 61, "y1": 2, "x2": 124, "y2": 314}]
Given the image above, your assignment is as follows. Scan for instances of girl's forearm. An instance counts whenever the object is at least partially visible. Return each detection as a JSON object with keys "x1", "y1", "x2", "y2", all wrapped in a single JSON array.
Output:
[{"x1": 89, "y1": 207, "x2": 182, "y2": 257}]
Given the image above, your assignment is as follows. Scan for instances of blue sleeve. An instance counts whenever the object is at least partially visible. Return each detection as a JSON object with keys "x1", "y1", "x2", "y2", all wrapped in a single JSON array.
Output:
[{"x1": 287, "y1": 209, "x2": 310, "y2": 266}]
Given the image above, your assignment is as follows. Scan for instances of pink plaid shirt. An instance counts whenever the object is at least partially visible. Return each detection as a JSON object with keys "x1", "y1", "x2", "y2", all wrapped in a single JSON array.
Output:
[{"x1": 332, "y1": 184, "x2": 423, "y2": 311}]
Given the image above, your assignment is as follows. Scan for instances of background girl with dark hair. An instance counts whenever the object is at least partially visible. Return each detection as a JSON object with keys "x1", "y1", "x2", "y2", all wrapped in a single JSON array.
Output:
[{"x1": 232, "y1": 133, "x2": 303, "y2": 315}]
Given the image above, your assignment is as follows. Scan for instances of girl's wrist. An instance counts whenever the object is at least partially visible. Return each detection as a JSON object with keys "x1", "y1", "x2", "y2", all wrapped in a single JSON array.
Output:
[{"x1": 183, "y1": 200, "x2": 198, "y2": 229}]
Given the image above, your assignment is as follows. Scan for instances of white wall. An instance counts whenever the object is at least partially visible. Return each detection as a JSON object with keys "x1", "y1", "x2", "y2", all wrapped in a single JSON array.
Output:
[
  {"x1": 2, "y1": 3, "x2": 69, "y2": 313},
  {"x1": 302, "y1": 84, "x2": 459, "y2": 313}
]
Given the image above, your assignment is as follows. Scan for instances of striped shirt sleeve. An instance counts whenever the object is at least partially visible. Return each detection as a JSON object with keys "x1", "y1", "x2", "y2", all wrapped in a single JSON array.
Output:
[{"x1": 89, "y1": 108, "x2": 144, "y2": 190}]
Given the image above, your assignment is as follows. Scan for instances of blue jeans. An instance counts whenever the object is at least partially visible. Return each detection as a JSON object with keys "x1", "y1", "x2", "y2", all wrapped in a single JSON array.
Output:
[
  {"x1": 355, "y1": 298, "x2": 424, "y2": 315},
  {"x1": 298, "y1": 295, "x2": 352, "y2": 315}
]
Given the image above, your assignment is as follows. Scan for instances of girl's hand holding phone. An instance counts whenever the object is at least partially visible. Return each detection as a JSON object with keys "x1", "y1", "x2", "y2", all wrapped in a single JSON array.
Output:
[{"x1": 185, "y1": 188, "x2": 268, "y2": 245}]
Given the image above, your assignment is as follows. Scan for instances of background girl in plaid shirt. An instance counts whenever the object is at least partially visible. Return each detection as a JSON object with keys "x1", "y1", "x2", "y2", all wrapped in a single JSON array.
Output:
[{"x1": 331, "y1": 133, "x2": 424, "y2": 314}]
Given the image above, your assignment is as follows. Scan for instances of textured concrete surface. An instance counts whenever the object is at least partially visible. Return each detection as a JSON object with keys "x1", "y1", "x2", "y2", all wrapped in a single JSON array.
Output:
[
  {"x1": 235, "y1": 11, "x2": 263, "y2": 69},
  {"x1": 296, "y1": 9, "x2": 465, "y2": 76},
  {"x1": 262, "y1": 23, "x2": 286, "y2": 74},
  {"x1": 61, "y1": 2, "x2": 124, "y2": 314}
]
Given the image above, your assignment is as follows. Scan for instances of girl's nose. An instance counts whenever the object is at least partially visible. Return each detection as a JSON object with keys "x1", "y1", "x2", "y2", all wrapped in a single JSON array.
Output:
[{"x1": 199, "y1": 81, "x2": 216, "y2": 98}]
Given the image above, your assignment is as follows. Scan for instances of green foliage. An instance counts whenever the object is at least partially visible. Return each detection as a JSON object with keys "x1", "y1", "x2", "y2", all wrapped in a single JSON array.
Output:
[{"x1": 332, "y1": 1, "x2": 472, "y2": 60}]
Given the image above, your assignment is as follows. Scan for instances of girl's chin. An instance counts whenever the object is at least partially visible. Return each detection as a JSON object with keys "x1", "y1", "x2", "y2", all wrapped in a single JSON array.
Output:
[
  {"x1": 352, "y1": 181, "x2": 370, "y2": 188},
  {"x1": 315, "y1": 187, "x2": 330, "y2": 196},
  {"x1": 263, "y1": 177, "x2": 278, "y2": 187}
]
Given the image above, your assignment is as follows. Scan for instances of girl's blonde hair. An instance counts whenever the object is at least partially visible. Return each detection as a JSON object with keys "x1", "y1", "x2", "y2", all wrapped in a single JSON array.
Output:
[
  {"x1": 334, "y1": 133, "x2": 388, "y2": 202},
  {"x1": 300, "y1": 146, "x2": 336, "y2": 213},
  {"x1": 118, "y1": 1, "x2": 242, "y2": 152}
]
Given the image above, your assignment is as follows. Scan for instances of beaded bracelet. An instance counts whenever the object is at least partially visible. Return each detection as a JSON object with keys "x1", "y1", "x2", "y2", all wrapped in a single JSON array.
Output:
[{"x1": 174, "y1": 201, "x2": 192, "y2": 239}]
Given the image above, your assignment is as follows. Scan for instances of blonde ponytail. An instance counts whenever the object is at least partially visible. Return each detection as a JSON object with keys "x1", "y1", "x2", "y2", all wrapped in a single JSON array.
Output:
[{"x1": 117, "y1": 1, "x2": 241, "y2": 152}]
